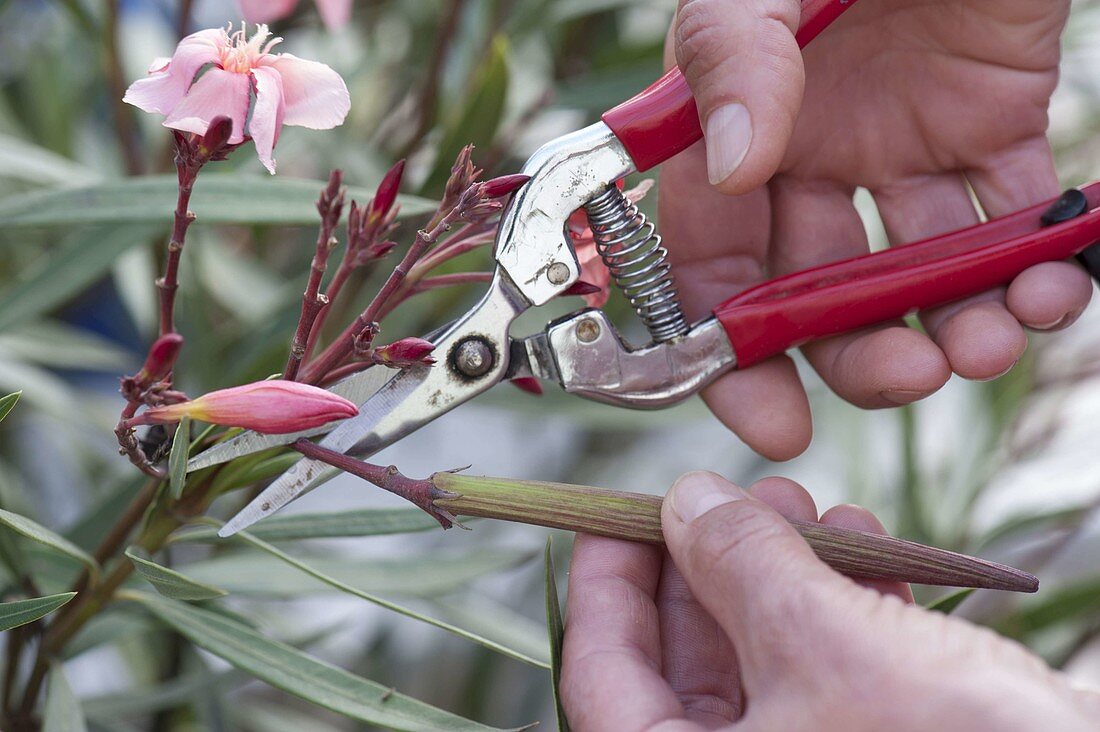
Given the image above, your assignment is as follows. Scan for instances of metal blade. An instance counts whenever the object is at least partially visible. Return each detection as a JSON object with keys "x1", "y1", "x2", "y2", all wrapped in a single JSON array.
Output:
[
  {"x1": 219, "y1": 273, "x2": 529, "y2": 537},
  {"x1": 187, "y1": 324, "x2": 455, "y2": 472}
]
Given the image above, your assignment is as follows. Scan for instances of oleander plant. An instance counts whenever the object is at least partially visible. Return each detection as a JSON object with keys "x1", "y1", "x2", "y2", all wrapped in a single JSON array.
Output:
[{"x1": 1, "y1": 1, "x2": 1100, "y2": 731}]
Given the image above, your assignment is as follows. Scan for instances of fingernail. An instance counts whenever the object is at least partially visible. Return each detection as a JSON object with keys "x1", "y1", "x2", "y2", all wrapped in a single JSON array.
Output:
[
  {"x1": 879, "y1": 389, "x2": 928, "y2": 406},
  {"x1": 670, "y1": 472, "x2": 747, "y2": 523},
  {"x1": 975, "y1": 359, "x2": 1020, "y2": 383},
  {"x1": 705, "y1": 103, "x2": 753, "y2": 185},
  {"x1": 1032, "y1": 309, "x2": 1081, "y2": 332}
]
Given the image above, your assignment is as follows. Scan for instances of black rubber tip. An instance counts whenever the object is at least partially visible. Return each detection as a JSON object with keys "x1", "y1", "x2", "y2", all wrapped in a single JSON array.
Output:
[
  {"x1": 1042, "y1": 189, "x2": 1100, "y2": 284},
  {"x1": 1042, "y1": 188, "x2": 1089, "y2": 226}
]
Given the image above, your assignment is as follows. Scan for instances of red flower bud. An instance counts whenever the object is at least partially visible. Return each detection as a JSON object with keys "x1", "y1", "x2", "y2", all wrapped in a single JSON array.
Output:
[
  {"x1": 480, "y1": 174, "x2": 530, "y2": 199},
  {"x1": 510, "y1": 377, "x2": 543, "y2": 396},
  {"x1": 372, "y1": 337, "x2": 437, "y2": 368},
  {"x1": 562, "y1": 281, "x2": 603, "y2": 297},
  {"x1": 198, "y1": 116, "x2": 234, "y2": 158},
  {"x1": 364, "y1": 239, "x2": 397, "y2": 260},
  {"x1": 135, "y1": 333, "x2": 184, "y2": 386},
  {"x1": 369, "y1": 159, "x2": 406, "y2": 222},
  {"x1": 139, "y1": 380, "x2": 358, "y2": 434}
]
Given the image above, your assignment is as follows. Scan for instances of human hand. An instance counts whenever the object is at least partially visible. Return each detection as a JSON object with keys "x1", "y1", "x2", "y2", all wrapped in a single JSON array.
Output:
[
  {"x1": 561, "y1": 472, "x2": 1100, "y2": 731},
  {"x1": 658, "y1": 0, "x2": 1093, "y2": 460}
]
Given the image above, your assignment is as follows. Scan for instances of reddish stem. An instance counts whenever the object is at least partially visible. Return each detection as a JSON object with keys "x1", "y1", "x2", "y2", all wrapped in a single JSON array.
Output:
[
  {"x1": 284, "y1": 171, "x2": 345, "y2": 380},
  {"x1": 157, "y1": 160, "x2": 197, "y2": 337},
  {"x1": 292, "y1": 439, "x2": 456, "y2": 528},
  {"x1": 301, "y1": 205, "x2": 468, "y2": 384}
]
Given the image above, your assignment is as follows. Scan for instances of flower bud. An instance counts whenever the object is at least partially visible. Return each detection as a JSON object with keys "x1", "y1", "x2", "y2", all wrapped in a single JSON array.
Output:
[
  {"x1": 198, "y1": 116, "x2": 235, "y2": 159},
  {"x1": 135, "y1": 333, "x2": 184, "y2": 386},
  {"x1": 480, "y1": 174, "x2": 530, "y2": 199},
  {"x1": 372, "y1": 337, "x2": 437, "y2": 368},
  {"x1": 369, "y1": 159, "x2": 406, "y2": 223},
  {"x1": 139, "y1": 380, "x2": 358, "y2": 434},
  {"x1": 509, "y1": 377, "x2": 543, "y2": 396}
]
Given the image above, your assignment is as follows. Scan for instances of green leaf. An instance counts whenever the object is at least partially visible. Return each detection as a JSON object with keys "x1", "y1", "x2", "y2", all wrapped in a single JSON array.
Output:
[
  {"x1": 168, "y1": 418, "x2": 190, "y2": 501},
  {"x1": 0, "y1": 508, "x2": 98, "y2": 578},
  {"x1": 0, "y1": 323, "x2": 129, "y2": 371},
  {"x1": 0, "y1": 174, "x2": 437, "y2": 229},
  {"x1": 545, "y1": 538, "x2": 569, "y2": 732},
  {"x1": 0, "y1": 592, "x2": 75, "y2": 632},
  {"x1": 422, "y1": 36, "x2": 509, "y2": 194},
  {"x1": 997, "y1": 578, "x2": 1100, "y2": 638},
  {"x1": 173, "y1": 506, "x2": 441, "y2": 543},
  {"x1": 179, "y1": 548, "x2": 529, "y2": 597},
  {"x1": 0, "y1": 390, "x2": 20, "y2": 423},
  {"x1": 0, "y1": 224, "x2": 159, "y2": 333},
  {"x1": 83, "y1": 669, "x2": 245, "y2": 722},
  {"x1": 223, "y1": 525, "x2": 546, "y2": 667},
  {"x1": 432, "y1": 596, "x2": 552, "y2": 668},
  {"x1": 925, "y1": 588, "x2": 974, "y2": 615},
  {"x1": 44, "y1": 663, "x2": 88, "y2": 732},
  {"x1": 975, "y1": 507, "x2": 1088, "y2": 551},
  {"x1": 0, "y1": 133, "x2": 99, "y2": 186},
  {"x1": 126, "y1": 591, "x2": 512, "y2": 731},
  {"x1": 125, "y1": 547, "x2": 227, "y2": 602}
]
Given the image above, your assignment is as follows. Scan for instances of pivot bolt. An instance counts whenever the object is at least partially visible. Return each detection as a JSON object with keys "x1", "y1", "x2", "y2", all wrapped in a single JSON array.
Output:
[
  {"x1": 576, "y1": 318, "x2": 601, "y2": 343},
  {"x1": 547, "y1": 261, "x2": 571, "y2": 285},
  {"x1": 452, "y1": 337, "x2": 494, "y2": 378}
]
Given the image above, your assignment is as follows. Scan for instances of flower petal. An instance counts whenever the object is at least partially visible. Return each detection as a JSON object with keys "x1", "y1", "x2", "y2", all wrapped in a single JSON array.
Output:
[
  {"x1": 260, "y1": 53, "x2": 349, "y2": 129},
  {"x1": 250, "y1": 66, "x2": 286, "y2": 174},
  {"x1": 239, "y1": 0, "x2": 299, "y2": 24},
  {"x1": 163, "y1": 68, "x2": 251, "y2": 144},
  {"x1": 123, "y1": 29, "x2": 223, "y2": 116},
  {"x1": 315, "y1": 0, "x2": 352, "y2": 31}
]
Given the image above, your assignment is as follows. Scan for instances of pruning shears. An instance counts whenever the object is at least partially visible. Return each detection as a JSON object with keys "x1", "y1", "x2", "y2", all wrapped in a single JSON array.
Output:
[{"x1": 194, "y1": 0, "x2": 1100, "y2": 537}]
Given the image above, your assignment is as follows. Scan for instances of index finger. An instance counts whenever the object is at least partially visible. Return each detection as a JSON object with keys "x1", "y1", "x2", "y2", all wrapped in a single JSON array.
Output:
[{"x1": 561, "y1": 534, "x2": 699, "y2": 732}]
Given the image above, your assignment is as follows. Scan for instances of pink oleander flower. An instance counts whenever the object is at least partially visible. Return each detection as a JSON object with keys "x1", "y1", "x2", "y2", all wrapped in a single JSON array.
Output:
[
  {"x1": 373, "y1": 338, "x2": 437, "y2": 368},
  {"x1": 123, "y1": 24, "x2": 350, "y2": 174},
  {"x1": 240, "y1": 0, "x2": 352, "y2": 32},
  {"x1": 138, "y1": 380, "x2": 358, "y2": 434}
]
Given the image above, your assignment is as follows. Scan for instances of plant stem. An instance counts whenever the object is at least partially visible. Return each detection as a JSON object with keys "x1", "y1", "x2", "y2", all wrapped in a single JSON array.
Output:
[
  {"x1": 158, "y1": 160, "x2": 198, "y2": 337},
  {"x1": 429, "y1": 472, "x2": 1039, "y2": 593},
  {"x1": 301, "y1": 206, "x2": 467, "y2": 384},
  {"x1": 284, "y1": 171, "x2": 344, "y2": 380}
]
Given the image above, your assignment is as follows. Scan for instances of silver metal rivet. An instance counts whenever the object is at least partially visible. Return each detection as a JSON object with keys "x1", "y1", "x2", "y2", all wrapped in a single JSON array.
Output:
[
  {"x1": 453, "y1": 338, "x2": 493, "y2": 378},
  {"x1": 547, "y1": 261, "x2": 570, "y2": 285},
  {"x1": 576, "y1": 318, "x2": 601, "y2": 343}
]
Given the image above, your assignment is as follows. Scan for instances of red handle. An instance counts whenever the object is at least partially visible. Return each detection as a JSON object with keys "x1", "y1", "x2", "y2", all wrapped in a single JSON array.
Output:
[
  {"x1": 715, "y1": 184, "x2": 1100, "y2": 369},
  {"x1": 602, "y1": 0, "x2": 859, "y2": 171}
]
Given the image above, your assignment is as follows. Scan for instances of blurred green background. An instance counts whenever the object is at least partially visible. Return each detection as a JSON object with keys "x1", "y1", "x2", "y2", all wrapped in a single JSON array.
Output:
[{"x1": 1, "y1": 0, "x2": 1100, "y2": 730}]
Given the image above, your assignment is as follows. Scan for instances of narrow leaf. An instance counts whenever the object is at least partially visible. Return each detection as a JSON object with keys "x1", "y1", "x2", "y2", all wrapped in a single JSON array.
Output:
[
  {"x1": 422, "y1": 36, "x2": 509, "y2": 194},
  {"x1": 0, "y1": 174, "x2": 436, "y2": 228},
  {"x1": 0, "y1": 132, "x2": 99, "y2": 186},
  {"x1": 173, "y1": 506, "x2": 440, "y2": 543},
  {"x1": 926, "y1": 588, "x2": 975, "y2": 615},
  {"x1": 545, "y1": 538, "x2": 569, "y2": 732},
  {"x1": 168, "y1": 418, "x2": 190, "y2": 501},
  {"x1": 996, "y1": 578, "x2": 1100, "y2": 638},
  {"x1": 224, "y1": 525, "x2": 546, "y2": 668},
  {"x1": 0, "y1": 390, "x2": 21, "y2": 423},
  {"x1": 0, "y1": 508, "x2": 98, "y2": 578},
  {"x1": 44, "y1": 663, "x2": 89, "y2": 732},
  {"x1": 179, "y1": 549, "x2": 529, "y2": 597},
  {"x1": 125, "y1": 547, "x2": 227, "y2": 601},
  {"x1": 126, "y1": 591, "x2": 511, "y2": 731},
  {"x1": 0, "y1": 592, "x2": 76, "y2": 632},
  {"x1": 0, "y1": 224, "x2": 159, "y2": 333}
]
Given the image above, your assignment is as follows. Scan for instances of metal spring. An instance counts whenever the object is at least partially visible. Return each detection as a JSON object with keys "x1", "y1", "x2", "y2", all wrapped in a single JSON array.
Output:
[{"x1": 582, "y1": 186, "x2": 689, "y2": 343}]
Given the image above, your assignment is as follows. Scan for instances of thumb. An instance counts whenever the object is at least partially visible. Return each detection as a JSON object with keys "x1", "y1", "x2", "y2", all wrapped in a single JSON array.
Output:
[
  {"x1": 673, "y1": 0, "x2": 805, "y2": 193},
  {"x1": 662, "y1": 471, "x2": 859, "y2": 679}
]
